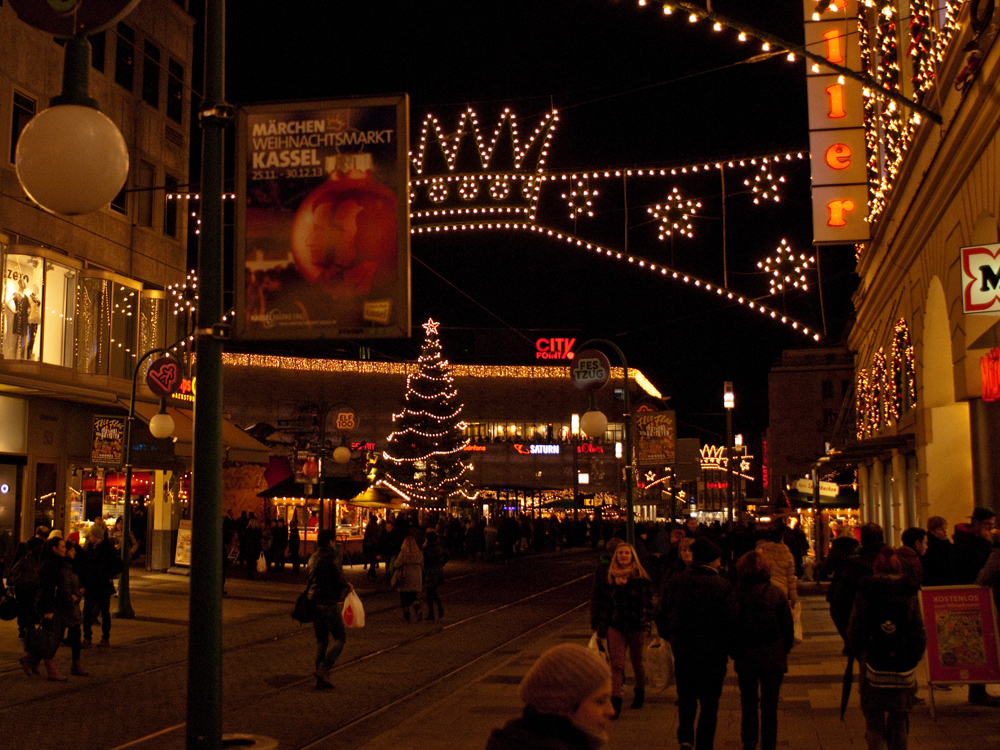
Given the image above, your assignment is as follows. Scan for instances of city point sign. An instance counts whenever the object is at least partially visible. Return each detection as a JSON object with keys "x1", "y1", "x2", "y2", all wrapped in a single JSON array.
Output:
[{"x1": 536, "y1": 337, "x2": 576, "y2": 360}]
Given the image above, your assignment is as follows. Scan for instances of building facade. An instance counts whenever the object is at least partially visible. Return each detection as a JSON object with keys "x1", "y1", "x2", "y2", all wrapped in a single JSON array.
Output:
[
  {"x1": 0, "y1": 1, "x2": 198, "y2": 560},
  {"x1": 826, "y1": 2, "x2": 1000, "y2": 542}
]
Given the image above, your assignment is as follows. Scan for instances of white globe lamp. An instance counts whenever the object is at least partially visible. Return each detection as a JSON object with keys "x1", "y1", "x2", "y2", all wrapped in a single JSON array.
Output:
[
  {"x1": 149, "y1": 401, "x2": 175, "y2": 439},
  {"x1": 333, "y1": 445, "x2": 352, "y2": 464},
  {"x1": 580, "y1": 409, "x2": 608, "y2": 440}
]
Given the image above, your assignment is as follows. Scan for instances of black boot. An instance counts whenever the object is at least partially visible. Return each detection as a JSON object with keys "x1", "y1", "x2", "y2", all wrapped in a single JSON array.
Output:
[
  {"x1": 631, "y1": 688, "x2": 645, "y2": 709},
  {"x1": 611, "y1": 696, "x2": 622, "y2": 719}
]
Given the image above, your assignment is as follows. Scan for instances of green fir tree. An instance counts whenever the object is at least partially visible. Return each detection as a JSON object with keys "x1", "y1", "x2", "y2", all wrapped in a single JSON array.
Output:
[{"x1": 378, "y1": 319, "x2": 474, "y2": 507}]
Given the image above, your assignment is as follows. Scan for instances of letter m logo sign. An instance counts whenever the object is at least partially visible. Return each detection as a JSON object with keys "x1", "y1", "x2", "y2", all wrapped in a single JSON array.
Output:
[{"x1": 962, "y1": 244, "x2": 1000, "y2": 313}]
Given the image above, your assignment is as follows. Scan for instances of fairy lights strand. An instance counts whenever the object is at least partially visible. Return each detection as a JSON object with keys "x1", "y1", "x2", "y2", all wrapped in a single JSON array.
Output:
[
  {"x1": 757, "y1": 239, "x2": 814, "y2": 295},
  {"x1": 648, "y1": 187, "x2": 700, "y2": 239},
  {"x1": 412, "y1": 221, "x2": 822, "y2": 341}
]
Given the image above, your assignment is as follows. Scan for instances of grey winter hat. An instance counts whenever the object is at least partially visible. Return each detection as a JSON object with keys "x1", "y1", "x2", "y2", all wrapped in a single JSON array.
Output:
[{"x1": 519, "y1": 644, "x2": 611, "y2": 714}]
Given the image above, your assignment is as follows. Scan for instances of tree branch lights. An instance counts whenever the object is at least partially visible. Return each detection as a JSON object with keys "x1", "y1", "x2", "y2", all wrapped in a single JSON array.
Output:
[
  {"x1": 378, "y1": 318, "x2": 476, "y2": 507},
  {"x1": 757, "y1": 239, "x2": 814, "y2": 295},
  {"x1": 648, "y1": 187, "x2": 700, "y2": 239}
]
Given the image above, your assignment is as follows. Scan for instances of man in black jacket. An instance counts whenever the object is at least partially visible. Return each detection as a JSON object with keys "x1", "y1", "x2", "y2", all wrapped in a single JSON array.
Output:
[
  {"x1": 659, "y1": 538, "x2": 736, "y2": 750},
  {"x1": 81, "y1": 521, "x2": 121, "y2": 648},
  {"x1": 307, "y1": 529, "x2": 352, "y2": 690}
]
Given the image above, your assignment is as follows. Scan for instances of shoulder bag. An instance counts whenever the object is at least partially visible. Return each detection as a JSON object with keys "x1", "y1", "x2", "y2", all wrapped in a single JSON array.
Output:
[{"x1": 291, "y1": 571, "x2": 315, "y2": 624}]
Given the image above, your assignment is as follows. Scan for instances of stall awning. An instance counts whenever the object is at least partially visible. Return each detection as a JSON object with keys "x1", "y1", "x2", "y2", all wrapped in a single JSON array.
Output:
[
  {"x1": 349, "y1": 486, "x2": 405, "y2": 509},
  {"x1": 128, "y1": 401, "x2": 271, "y2": 464},
  {"x1": 258, "y1": 475, "x2": 369, "y2": 501},
  {"x1": 813, "y1": 434, "x2": 915, "y2": 471}
]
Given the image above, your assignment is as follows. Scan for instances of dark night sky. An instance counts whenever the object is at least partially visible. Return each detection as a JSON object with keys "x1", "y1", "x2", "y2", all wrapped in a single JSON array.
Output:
[{"x1": 216, "y1": 0, "x2": 858, "y2": 449}]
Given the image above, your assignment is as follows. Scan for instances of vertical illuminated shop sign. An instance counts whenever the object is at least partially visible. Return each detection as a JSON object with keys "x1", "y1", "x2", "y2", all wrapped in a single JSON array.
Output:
[{"x1": 804, "y1": 0, "x2": 870, "y2": 244}]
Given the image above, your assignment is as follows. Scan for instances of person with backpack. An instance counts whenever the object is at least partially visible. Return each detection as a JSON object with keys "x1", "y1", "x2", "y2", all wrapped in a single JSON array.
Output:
[
  {"x1": 847, "y1": 547, "x2": 927, "y2": 750},
  {"x1": 8, "y1": 526, "x2": 49, "y2": 638},
  {"x1": 731, "y1": 551, "x2": 794, "y2": 750}
]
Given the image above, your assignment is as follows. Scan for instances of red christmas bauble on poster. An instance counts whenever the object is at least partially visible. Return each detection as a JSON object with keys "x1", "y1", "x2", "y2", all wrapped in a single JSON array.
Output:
[{"x1": 290, "y1": 158, "x2": 397, "y2": 296}]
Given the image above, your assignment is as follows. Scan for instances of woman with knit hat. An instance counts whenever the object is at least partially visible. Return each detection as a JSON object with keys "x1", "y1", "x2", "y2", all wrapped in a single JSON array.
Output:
[
  {"x1": 590, "y1": 541, "x2": 653, "y2": 718},
  {"x1": 486, "y1": 643, "x2": 615, "y2": 750}
]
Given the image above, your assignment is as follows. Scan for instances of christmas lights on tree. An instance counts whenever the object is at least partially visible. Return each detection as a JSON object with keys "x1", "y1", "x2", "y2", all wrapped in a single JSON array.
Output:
[{"x1": 377, "y1": 318, "x2": 476, "y2": 507}]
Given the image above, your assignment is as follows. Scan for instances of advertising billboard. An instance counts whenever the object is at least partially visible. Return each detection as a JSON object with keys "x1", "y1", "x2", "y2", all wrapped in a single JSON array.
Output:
[
  {"x1": 635, "y1": 410, "x2": 676, "y2": 466},
  {"x1": 921, "y1": 586, "x2": 1000, "y2": 685},
  {"x1": 235, "y1": 96, "x2": 410, "y2": 341}
]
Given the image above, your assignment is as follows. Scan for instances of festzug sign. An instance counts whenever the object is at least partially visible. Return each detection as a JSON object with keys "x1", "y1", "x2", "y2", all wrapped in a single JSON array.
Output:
[
  {"x1": 535, "y1": 337, "x2": 576, "y2": 360},
  {"x1": 961, "y1": 243, "x2": 1000, "y2": 314}
]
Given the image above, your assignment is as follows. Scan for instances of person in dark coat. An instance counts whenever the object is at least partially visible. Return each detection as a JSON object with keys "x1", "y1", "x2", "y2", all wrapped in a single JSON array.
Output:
[
  {"x1": 271, "y1": 517, "x2": 288, "y2": 571},
  {"x1": 660, "y1": 537, "x2": 736, "y2": 750},
  {"x1": 363, "y1": 516, "x2": 382, "y2": 580},
  {"x1": 307, "y1": 529, "x2": 352, "y2": 690},
  {"x1": 847, "y1": 547, "x2": 927, "y2": 750},
  {"x1": 288, "y1": 516, "x2": 302, "y2": 574},
  {"x1": 243, "y1": 513, "x2": 263, "y2": 579},
  {"x1": 10, "y1": 533, "x2": 45, "y2": 639},
  {"x1": 81, "y1": 521, "x2": 120, "y2": 648},
  {"x1": 921, "y1": 516, "x2": 955, "y2": 587},
  {"x1": 20, "y1": 536, "x2": 74, "y2": 681},
  {"x1": 422, "y1": 528, "x2": 448, "y2": 621},
  {"x1": 826, "y1": 523, "x2": 883, "y2": 648},
  {"x1": 897, "y1": 528, "x2": 926, "y2": 589},
  {"x1": 731, "y1": 551, "x2": 794, "y2": 750},
  {"x1": 590, "y1": 542, "x2": 653, "y2": 717},
  {"x1": 486, "y1": 643, "x2": 614, "y2": 750}
]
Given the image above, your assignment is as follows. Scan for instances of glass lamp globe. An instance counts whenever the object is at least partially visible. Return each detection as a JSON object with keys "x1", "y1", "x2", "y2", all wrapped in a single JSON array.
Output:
[
  {"x1": 333, "y1": 445, "x2": 352, "y2": 464},
  {"x1": 580, "y1": 410, "x2": 608, "y2": 439},
  {"x1": 15, "y1": 104, "x2": 129, "y2": 216},
  {"x1": 149, "y1": 411, "x2": 175, "y2": 439}
]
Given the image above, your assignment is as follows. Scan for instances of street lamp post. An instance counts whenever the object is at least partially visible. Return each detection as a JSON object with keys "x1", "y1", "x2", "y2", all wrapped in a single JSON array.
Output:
[
  {"x1": 114, "y1": 348, "x2": 176, "y2": 619},
  {"x1": 577, "y1": 339, "x2": 637, "y2": 547},
  {"x1": 724, "y1": 382, "x2": 734, "y2": 526}
]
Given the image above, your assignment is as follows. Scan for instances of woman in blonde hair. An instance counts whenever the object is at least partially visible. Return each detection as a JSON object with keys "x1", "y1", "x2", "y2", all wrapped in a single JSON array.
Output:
[
  {"x1": 590, "y1": 542, "x2": 653, "y2": 718},
  {"x1": 395, "y1": 535, "x2": 424, "y2": 622}
]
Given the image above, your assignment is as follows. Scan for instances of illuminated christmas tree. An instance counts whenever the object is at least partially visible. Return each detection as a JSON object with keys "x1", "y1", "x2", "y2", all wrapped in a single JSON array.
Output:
[{"x1": 378, "y1": 318, "x2": 475, "y2": 507}]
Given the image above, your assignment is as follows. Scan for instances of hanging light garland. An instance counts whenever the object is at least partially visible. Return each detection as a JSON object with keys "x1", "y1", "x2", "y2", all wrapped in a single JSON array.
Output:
[{"x1": 562, "y1": 179, "x2": 599, "y2": 220}]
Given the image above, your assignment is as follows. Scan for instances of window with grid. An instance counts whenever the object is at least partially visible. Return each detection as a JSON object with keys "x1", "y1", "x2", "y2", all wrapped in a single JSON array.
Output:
[
  {"x1": 115, "y1": 23, "x2": 135, "y2": 91},
  {"x1": 167, "y1": 59, "x2": 184, "y2": 123},
  {"x1": 142, "y1": 41, "x2": 160, "y2": 107}
]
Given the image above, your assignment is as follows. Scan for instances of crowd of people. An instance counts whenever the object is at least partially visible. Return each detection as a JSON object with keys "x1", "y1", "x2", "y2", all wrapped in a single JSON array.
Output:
[{"x1": 4, "y1": 519, "x2": 125, "y2": 681}]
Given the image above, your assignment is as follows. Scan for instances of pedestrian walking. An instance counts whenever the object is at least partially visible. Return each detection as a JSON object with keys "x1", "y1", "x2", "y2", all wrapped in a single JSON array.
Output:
[
  {"x1": 288, "y1": 516, "x2": 301, "y2": 574},
  {"x1": 921, "y1": 516, "x2": 954, "y2": 587},
  {"x1": 847, "y1": 547, "x2": 926, "y2": 750},
  {"x1": 590, "y1": 541, "x2": 652, "y2": 718},
  {"x1": 827, "y1": 523, "x2": 884, "y2": 647},
  {"x1": 20, "y1": 535, "x2": 75, "y2": 681},
  {"x1": 659, "y1": 537, "x2": 736, "y2": 750},
  {"x1": 485, "y1": 643, "x2": 614, "y2": 750},
  {"x1": 243, "y1": 513, "x2": 263, "y2": 579},
  {"x1": 81, "y1": 520, "x2": 120, "y2": 648},
  {"x1": 8, "y1": 532, "x2": 45, "y2": 639},
  {"x1": 732, "y1": 551, "x2": 794, "y2": 750},
  {"x1": 422, "y1": 528, "x2": 448, "y2": 621},
  {"x1": 363, "y1": 516, "x2": 381, "y2": 580},
  {"x1": 272, "y1": 517, "x2": 288, "y2": 571},
  {"x1": 395, "y1": 535, "x2": 424, "y2": 622},
  {"x1": 307, "y1": 529, "x2": 352, "y2": 690},
  {"x1": 754, "y1": 526, "x2": 798, "y2": 609}
]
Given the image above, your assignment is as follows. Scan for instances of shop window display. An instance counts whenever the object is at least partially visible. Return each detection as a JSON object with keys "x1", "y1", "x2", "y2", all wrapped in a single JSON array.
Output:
[{"x1": 2, "y1": 249, "x2": 80, "y2": 366}]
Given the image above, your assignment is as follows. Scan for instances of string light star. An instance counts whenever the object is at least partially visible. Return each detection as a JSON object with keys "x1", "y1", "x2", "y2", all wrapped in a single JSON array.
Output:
[
  {"x1": 758, "y1": 239, "x2": 814, "y2": 295},
  {"x1": 744, "y1": 161, "x2": 784, "y2": 204},
  {"x1": 422, "y1": 318, "x2": 440, "y2": 336},
  {"x1": 561, "y1": 180, "x2": 599, "y2": 219},
  {"x1": 647, "y1": 187, "x2": 701, "y2": 239}
]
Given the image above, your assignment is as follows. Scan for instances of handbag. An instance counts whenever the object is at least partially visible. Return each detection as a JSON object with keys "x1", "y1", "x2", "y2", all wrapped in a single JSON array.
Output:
[
  {"x1": 256, "y1": 553, "x2": 267, "y2": 574},
  {"x1": 291, "y1": 571, "x2": 315, "y2": 624},
  {"x1": 792, "y1": 600, "x2": 804, "y2": 643},
  {"x1": 644, "y1": 636, "x2": 674, "y2": 690},
  {"x1": 0, "y1": 587, "x2": 17, "y2": 621},
  {"x1": 27, "y1": 620, "x2": 62, "y2": 659},
  {"x1": 342, "y1": 590, "x2": 365, "y2": 628},
  {"x1": 588, "y1": 633, "x2": 611, "y2": 665}
]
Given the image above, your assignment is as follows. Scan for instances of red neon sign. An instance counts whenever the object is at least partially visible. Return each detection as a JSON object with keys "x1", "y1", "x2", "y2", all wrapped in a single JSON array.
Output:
[{"x1": 536, "y1": 337, "x2": 576, "y2": 360}]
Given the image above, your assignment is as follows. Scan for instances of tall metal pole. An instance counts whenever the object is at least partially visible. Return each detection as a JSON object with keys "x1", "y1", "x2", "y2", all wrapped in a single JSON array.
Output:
[
  {"x1": 115, "y1": 347, "x2": 167, "y2": 619},
  {"x1": 188, "y1": 0, "x2": 228, "y2": 746},
  {"x1": 724, "y1": 383, "x2": 734, "y2": 527},
  {"x1": 580, "y1": 339, "x2": 636, "y2": 547}
]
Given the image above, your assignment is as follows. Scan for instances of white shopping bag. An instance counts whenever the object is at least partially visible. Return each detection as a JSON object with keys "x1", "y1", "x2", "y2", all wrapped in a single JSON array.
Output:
[{"x1": 342, "y1": 590, "x2": 365, "y2": 628}]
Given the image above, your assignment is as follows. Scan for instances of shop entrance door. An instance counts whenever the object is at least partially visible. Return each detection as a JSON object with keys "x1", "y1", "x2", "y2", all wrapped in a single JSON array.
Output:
[{"x1": 34, "y1": 462, "x2": 57, "y2": 531}]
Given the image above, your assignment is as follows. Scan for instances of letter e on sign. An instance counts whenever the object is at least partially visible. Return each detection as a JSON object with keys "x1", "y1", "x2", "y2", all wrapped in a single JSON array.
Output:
[{"x1": 825, "y1": 143, "x2": 852, "y2": 170}]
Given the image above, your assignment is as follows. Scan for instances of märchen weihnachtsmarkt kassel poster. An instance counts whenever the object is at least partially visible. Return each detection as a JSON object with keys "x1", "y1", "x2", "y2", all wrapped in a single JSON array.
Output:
[{"x1": 235, "y1": 96, "x2": 410, "y2": 342}]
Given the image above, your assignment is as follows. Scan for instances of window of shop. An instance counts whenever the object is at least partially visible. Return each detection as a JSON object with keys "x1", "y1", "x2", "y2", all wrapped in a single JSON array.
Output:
[
  {"x1": 76, "y1": 274, "x2": 142, "y2": 378},
  {"x1": 115, "y1": 22, "x2": 135, "y2": 91},
  {"x1": 34, "y1": 462, "x2": 57, "y2": 530},
  {"x1": 167, "y1": 59, "x2": 184, "y2": 124},
  {"x1": 90, "y1": 31, "x2": 106, "y2": 73},
  {"x1": 136, "y1": 160, "x2": 155, "y2": 227},
  {"x1": 10, "y1": 91, "x2": 36, "y2": 164},
  {"x1": 42, "y1": 258, "x2": 77, "y2": 367},
  {"x1": 138, "y1": 290, "x2": 166, "y2": 371},
  {"x1": 142, "y1": 40, "x2": 160, "y2": 108},
  {"x1": 110, "y1": 283, "x2": 139, "y2": 379}
]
